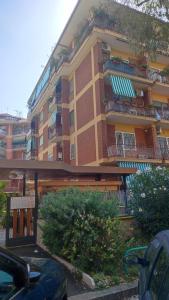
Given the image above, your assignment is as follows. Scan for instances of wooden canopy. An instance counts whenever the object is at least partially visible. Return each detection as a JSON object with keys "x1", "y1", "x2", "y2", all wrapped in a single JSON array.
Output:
[{"x1": 0, "y1": 160, "x2": 136, "y2": 180}]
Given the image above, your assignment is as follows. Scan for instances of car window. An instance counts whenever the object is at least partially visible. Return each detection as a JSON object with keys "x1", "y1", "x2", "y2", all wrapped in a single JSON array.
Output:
[
  {"x1": 149, "y1": 248, "x2": 169, "y2": 300},
  {"x1": 0, "y1": 269, "x2": 16, "y2": 299}
]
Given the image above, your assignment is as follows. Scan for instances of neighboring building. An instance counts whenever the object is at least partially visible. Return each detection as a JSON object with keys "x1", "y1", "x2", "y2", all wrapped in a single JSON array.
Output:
[
  {"x1": 27, "y1": 0, "x2": 169, "y2": 172},
  {"x1": 0, "y1": 114, "x2": 29, "y2": 160}
]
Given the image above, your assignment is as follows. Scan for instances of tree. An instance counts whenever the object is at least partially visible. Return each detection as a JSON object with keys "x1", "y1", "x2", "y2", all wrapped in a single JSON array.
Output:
[
  {"x1": 114, "y1": 0, "x2": 169, "y2": 59},
  {"x1": 130, "y1": 166, "x2": 169, "y2": 238}
]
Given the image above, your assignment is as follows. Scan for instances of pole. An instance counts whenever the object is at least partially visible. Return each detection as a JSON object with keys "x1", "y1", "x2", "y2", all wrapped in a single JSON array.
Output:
[
  {"x1": 23, "y1": 173, "x2": 26, "y2": 196},
  {"x1": 122, "y1": 175, "x2": 128, "y2": 214},
  {"x1": 34, "y1": 172, "x2": 39, "y2": 244}
]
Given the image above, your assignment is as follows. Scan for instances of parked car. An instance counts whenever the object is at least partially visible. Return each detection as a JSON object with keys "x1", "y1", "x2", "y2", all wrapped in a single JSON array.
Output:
[
  {"x1": 124, "y1": 230, "x2": 169, "y2": 299},
  {"x1": 0, "y1": 246, "x2": 67, "y2": 300}
]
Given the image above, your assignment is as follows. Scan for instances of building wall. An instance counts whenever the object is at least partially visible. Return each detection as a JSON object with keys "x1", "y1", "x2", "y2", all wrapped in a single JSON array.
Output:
[{"x1": 27, "y1": 10, "x2": 169, "y2": 168}]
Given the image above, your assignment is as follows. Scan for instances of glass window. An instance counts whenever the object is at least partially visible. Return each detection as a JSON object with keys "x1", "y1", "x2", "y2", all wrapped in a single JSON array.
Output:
[
  {"x1": 49, "y1": 111, "x2": 56, "y2": 126},
  {"x1": 39, "y1": 135, "x2": 43, "y2": 146},
  {"x1": 70, "y1": 144, "x2": 76, "y2": 160},
  {"x1": 69, "y1": 110, "x2": 74, "y2": 127},
  {"x1": 69, "y1": 78, "x2": 74, "y2": 98},
  {"x1": 48, "y1": 152, "x2": 53, "y2": 161},
  {"x1": 39, "y1": 111, "x2": 43, "y2": 123},
  {"x1": 0, "y1": 269, "x2": 15, "y2": 298}
]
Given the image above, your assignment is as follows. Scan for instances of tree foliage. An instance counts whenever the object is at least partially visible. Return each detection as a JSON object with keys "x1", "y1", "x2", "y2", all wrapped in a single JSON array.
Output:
[
  {"x1": 130, "y1": 166, "x2": 169, "y2": 238},
  {"x1": 40, "y1": 188, "x2": 127, "y2": 274},
  {"x1": 114, "y1": 0, "x2": 169, "y2": 59}
]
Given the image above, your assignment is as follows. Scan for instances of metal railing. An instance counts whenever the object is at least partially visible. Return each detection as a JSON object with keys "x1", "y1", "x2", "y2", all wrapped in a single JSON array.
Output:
[
  {"x1": 105, "y1": 101, "x2": 169, "y2": 121},
  {"x1": 107, "y1": 144, "x2": 169, "y2": 160},
  {"x1": 105, "y1": 101, "x2": 154, "y2": 118},
  {"x1": 103, "y1": 60, "x2": 147, "y2": 78},
  {"x1": 148, "y1": 69, "x2": 169, "y2": 84},
  {"x1": 12, "y1": 144, "x2": 26, "y2": 149}
]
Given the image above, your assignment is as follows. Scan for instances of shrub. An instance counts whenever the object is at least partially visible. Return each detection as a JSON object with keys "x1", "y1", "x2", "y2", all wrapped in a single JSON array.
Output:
[
  {"x1": 40, "y1": 188, "x2": 126, "y2": 274},
  {"x1": 130, "y1": 166, "x2": 169, "y2": 238}
]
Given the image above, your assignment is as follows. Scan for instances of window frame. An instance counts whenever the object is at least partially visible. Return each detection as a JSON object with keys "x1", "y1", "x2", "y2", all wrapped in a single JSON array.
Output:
[
  {"x1": 115, "y1": 131, "x2": 136, "y2": 157},
  {"x1": 70, "y1": 144, "x2": 76, "y2": 160}
]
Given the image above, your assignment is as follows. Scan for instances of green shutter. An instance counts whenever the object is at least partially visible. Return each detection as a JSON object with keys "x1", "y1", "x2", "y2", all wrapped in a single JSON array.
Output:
[{"x1": 111, "y1": 76, "x2": 136, "y2": 98}]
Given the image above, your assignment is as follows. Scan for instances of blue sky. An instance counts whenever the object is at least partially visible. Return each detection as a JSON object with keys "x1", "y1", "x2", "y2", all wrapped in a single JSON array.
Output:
[{"x1": 0, "y1": 0, "x2": 78, "y2": 117}]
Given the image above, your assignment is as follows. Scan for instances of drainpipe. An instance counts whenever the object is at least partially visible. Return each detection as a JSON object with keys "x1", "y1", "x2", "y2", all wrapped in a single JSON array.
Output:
[{"x1": 122, "y1": 175, "x2": 128, "y2": 215}]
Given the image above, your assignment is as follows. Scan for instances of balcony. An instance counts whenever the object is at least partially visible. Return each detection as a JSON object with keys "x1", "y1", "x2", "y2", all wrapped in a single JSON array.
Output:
[
  {"x1": 105, "y1": 101, "x2": 169, "y2": 122},
  {"x1": 105, "y1": 101, "x2": 154, "y2": 118},
  {"x1": 0, "y1": 128, "x2": 7, "y2": 137},
  {"x1": 103, "y1": 59, "x2": 147, "y2": 78},
  {"x1": 48, "y1": 126, "x2": 62, "y2": 140},
  {"x1": 12, "y1": 143, "x2": 26, "y2": 150},
  {"x1": 148, "y1": 69, "x2": 169, "y2": 85},
  {"x1": 107, "y1": 144, "x2": 169, "y2": 160}
]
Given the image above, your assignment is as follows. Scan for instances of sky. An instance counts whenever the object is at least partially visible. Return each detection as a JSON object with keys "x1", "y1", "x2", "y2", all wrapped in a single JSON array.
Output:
[{"x1": 0, "y1": 0, "x2": 78, "y2": 118}]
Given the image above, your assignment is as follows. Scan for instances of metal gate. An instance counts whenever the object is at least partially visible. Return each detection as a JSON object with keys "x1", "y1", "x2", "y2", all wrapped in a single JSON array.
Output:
[{"x1": 6, "y1": 196, "x2": 38, "y2": 247}]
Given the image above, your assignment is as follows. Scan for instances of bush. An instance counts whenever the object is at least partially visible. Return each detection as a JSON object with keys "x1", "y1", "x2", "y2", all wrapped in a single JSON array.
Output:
[
  {"x1": 40, "y1": 188, "x2": 126, "y2": 274},
  {"x1": 130, "y1": 166, "x2": 169, "y2": 238}
]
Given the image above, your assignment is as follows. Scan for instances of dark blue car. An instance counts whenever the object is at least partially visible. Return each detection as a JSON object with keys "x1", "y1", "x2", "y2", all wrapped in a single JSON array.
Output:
[
  {"x1": 0, "y1": 246, "x2": 67, "y2": 300},
  {"x1": 124, "y1": 230, "x2": 169, "y2": 299}
]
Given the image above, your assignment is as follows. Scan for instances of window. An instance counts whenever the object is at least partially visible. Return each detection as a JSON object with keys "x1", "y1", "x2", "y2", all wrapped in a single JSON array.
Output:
[
  {"x1": 70, "y1": 144, "x2": 76, "y2": 160},
  {"x1": 48, "y1": 152, "x2": 53, "y2": 161},
  {"x1": 69, "y1": 78, "x2": 74, "y2": 98},
  {"x1": 115, "y1": 132, "x2": 136, "y2": 157},
  {"x1": 39, "y1": 111, "x2": 43, "y2": 123},
  {"x1": 39, "y1": 135, "x2": 43, "y2": 146},
  {"x1": 69, "y1": 110, "x2": 74, "y2": 128},
  {"x1": 49, "y1": 111, "x2": 57, "y2": 127},
  {"x1": 157, "y1": 137, "x2": 169, "y2": 157}
]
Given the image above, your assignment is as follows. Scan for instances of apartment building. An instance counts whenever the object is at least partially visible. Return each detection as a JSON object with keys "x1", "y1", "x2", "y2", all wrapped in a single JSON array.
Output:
[
  {"x1": 27, "y1": 0, "x2": 169, "y2": 172},
  {"x1": 0, "y1": 114, "x2": 29, "y2": 160}
]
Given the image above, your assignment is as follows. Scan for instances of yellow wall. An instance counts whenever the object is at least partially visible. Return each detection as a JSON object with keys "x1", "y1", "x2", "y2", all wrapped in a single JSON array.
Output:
[
  {"x1": 160, "y1": 129, "x2": 169, "y2": 137},
  {"x1": 152, "y1": 93, "x2": 169, "y2": 103},
  {"x1": 115, "y1": 124, "x2": 135, "y2": 132},
  {"x1": 111, "y1": 49, "x2": 135, "y2": 60},
  {"x1": 150, "y1": 62, "x2": 166, "y2": 70}
]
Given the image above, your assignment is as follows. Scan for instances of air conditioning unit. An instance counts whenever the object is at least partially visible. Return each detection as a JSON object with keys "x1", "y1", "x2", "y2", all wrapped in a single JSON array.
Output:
[{"x1": 102, "y1": 42, "x2": 111, "y2": 52}]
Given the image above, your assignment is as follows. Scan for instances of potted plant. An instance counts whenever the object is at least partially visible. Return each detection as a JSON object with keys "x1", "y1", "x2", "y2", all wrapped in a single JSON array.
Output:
[
  {"x1": 160, "y1": 67, "x2": 169, "y2": 77},
  {"x1": 110, "y1": 56, "x2": 123, "y2": 64}
]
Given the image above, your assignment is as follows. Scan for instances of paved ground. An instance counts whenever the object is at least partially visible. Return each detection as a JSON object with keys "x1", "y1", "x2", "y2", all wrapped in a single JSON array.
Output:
[{"x1": 8, "y1": 245, "x2": 89, "y2": 297}]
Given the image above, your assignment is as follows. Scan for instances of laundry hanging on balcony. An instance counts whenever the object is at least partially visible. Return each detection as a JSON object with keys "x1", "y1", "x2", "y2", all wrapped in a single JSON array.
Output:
[{"x1": 111, "y1": 75, "x2": 136, "y2": 98}]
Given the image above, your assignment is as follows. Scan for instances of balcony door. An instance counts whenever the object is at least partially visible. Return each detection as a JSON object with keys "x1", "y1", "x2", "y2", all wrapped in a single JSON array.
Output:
[
  {"x1": 157, "y1": 137, "x2": 169, "y2": 159},
  {"x1": 115, "y1": 132, "x2": 136, "y2": 157}
]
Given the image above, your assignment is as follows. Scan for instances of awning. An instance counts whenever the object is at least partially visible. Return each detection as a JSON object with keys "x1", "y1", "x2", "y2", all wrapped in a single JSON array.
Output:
[{"x1": 111, "y1": 76, "x2": 136, "y2": 98}]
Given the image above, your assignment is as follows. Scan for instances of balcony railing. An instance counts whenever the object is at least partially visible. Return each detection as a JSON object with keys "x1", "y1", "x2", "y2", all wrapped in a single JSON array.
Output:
[
  {"x1": 12, "y1": 143, "x2": 26, "y2": 149},
  {"x1": 103, "y1": 60, "x2": 147, "y2": 78},
  {"x1": 105, "y1": 101, "x2": 169, "y2": 121},
  {"x1": 48, "y1": 126, "x2": 62, "y2": 140},
  {"x1": 148, "y1": 69, "x2": 169, "y2": 85},
  {"x1": 105, "y1": 101, "x2": 155, "y2": 118},
  {"x1": 107, "y1": 144, "x2": 169, "y2": 160},
  {"x1": 0, "y1": 129, "x2": 7, "y2": 137}
]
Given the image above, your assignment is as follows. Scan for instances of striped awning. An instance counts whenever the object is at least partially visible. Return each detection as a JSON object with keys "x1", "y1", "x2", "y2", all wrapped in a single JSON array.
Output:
[
  {"x1": 111, "y1": 76, "x2": 136, "y2": 98},
  {"x1": 118, "y1": 162, "x2": 151, "y2": 184}
]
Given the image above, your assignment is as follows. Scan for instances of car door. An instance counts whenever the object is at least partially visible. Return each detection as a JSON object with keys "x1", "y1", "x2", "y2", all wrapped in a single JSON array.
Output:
[
  {"x1": 143, "y1": 246, "x2": 169, "y2": 300},
  {"x1": 139, "y1": 238, "x2": 161, "y2": 299},
  {"x1": 0, "y1": 248, "x2": 28, "y2": 299}
]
